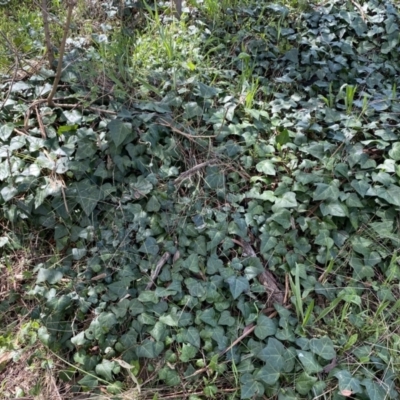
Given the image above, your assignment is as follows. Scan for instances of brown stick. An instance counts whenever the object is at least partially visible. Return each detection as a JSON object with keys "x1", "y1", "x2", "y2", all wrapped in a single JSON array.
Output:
[
  {"x1": 174, "y1": 159, "x2": 220, "y2": 185},
  {"x1": 146, "y1": 252, "x2": 171, "y2": 290},
  {"x1": 47, "y1": 0, "x2": 76, "y2": 107},
  {"x1": 159, "y1": 118, "x2": 216, "y2": 139}
]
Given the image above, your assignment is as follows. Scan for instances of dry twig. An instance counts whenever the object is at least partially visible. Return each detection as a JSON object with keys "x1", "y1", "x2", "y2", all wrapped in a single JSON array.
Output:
[
  {"x1": 146, "y1": 252, "x2": 171, "y2": 290},
  {"x1": 174, "y1": 159, "x2": 220, "y2": 185}
]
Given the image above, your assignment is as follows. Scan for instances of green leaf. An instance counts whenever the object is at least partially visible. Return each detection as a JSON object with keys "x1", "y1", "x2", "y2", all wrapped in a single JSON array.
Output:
[
  {"x1": 260, "y1": 233, "x2": 278, "y2": 254},
  {"x1": 363, "y1": 379, "x2": 387, "y2": 400},
  {"x1": 183, "y1": 102, "x2": 203, "y2": 118},
  {"x1": 195, "y1": 82, "x2": 219, "y2": 98},
  {"x1": 158, "y1": 366, "x2": 180, "y2": 386},
  {"x1": 78, "y1": 375, "x2": 98, "y2": 389},
  {"x1": 146, "y1": 196, "x2": 161, "y2": 212},
  {"x1": 374, "y1": 185, "x2": 400, "y2": 206},
  {"x1": 0, "y1": 123, "x2": 14, "y2": 140},
  {"x1": 269, "y1": 209, "x2": 292, "y2": 229},
  {"x1": 313, "y1": 183, "x2": 340, "y2": 201},
  {"x1": 138, "y1": 237, "x2": 159, "y2": 256},
  {"x1": 183, "y1": 253, "x2": 200, "y2": 273},
  {"x1": 351, "y1": 180, "x2": 370, "y2": 197},
  {"x1": 150, "y1": 321, "x2": 167, "y2": 341},
  {"x1": 138, "y1": 291, "x2": 158, "y2": 304},
  {"x1": 255, "y1": 363, "x2": 280, "y2": 385},
  {"x1": 274, "y1": 191, "x2": 297, "y2": 208},
  {"x1": 205, "y1": 166, "x2": 225, "y2": 189},
  {"x1": 254, "y1": 314, "x2": 277, "y2": 340},
  {"x1": 276, "y1": 129, "x2": 290, "y2": 145},
  {"x1": 296, "y1": 350, "x2": 323, "y2": 374},
  {"x1": 130, "y1": 176, "x2": 153, "y2": 198},
  {"x1": 107, "y1": 381, "x2": 123, "y2": 395},
  {"x1": 183, "y1": 327, "x2": 201, "y2": 348},
  {"x1": 71, "y1": 331, "x2": 86, "y2": 346},
  {"x1": 95, "y1": 359, "x2": 117, "y2": 381},
  {"x1": 0, "y1": 186, "x2": 17, "y2": 202},
  {"x1": 389, "y1": 142, "x2": 400, "y2": 161},
  {"x1": 240, "y1": 374, "x2": 264, "y2": 399},
  {"x1": 320, "y1": 201, "x2": 348, "y2": 217},
  {"x1": 218, "y1": 310, "x2": 236, "y2": 327},
  {"x1": 108, "y1": 119, "x2": 132, "y2": 147},
  {"x1": 334, "y1": 370, "x2": 362, "y2": 393},
  {"x1": 296, "y1": 372, "x2": 317, "y2": 395},
  {"x1": 179, "y1": 343, "x2": 197, "y2": 362},
  {"x1": 309, "y1": 337, "x2": 336, "y2": 360},
  {"x1": 225, "y1": 276, "x2": 249, "y2": 299},
  {"x1": 185, "y1": 278, "x2": 206, "y2": 297},
  {"x1": 198, "y1": 308, "x2": 218, "y2": 327},
  {"x1": 136, "y1": 340, "x2": 157, "y2": 358},
  {"x1": 256, "y1": 160, "x2": 276, "y2": 176},
  {"x1": 159, "y1": 313, "x2": 179, "y2": 327},
  {"x1": 71, "y1": 179, "x2": 102, "y2": 216},
  {"x1": 258, "y1": 338, "x2": 285, "y2": 370},
  {"x1": 36, "y1": 268, "x2": 63, "y2": 284}
]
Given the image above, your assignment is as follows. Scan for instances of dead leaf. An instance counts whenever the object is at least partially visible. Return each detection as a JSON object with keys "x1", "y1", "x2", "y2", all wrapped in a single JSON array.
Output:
[
  {"x1": 0, "y1": 352, "x2": 13, "y2": 365},
  {"x1": 340, "y1": 389, "x2": 353, "y2": 397}
]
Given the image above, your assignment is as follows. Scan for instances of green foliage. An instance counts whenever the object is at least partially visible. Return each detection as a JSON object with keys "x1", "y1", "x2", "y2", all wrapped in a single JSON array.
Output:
[{"x1": 1, "y1": 0, "x2": 400, "y2": 398}]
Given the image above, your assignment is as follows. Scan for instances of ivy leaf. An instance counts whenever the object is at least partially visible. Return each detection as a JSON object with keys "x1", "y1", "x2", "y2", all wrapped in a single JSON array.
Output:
[
  {"x1": 0, "y1": 123, "x2": 14, "y2": 140},
  {"x1": 195, "y1": 82, "x2": 219, "y2": 98},
  {"x1": 0, "y1": 186, "x2": 17, "y2": 202},
  {"x1": 78, "y1": 375, "x2": 98, "y2": 389},
  {"x1": 179, "y1": 344, "x2": 197, "y2": 362},
  {"x1": 389, "y1": 142, "x2": 400, "y2": 161},
  {"x1": 296, "y1": 350, "x2": 323, "y2": 374},
  {"x1": 374, "y1": 185, "x2": 400, "y2": 206},
  {"x1": 255, "y1": 363, "x2": 280, "y2": 385},
  {"x1": 95, "y1": 359, "x2": 117, "y2": 381},
  {"x1": 274, "y1": 191, "x2": 297, "y2": 208},
  {"x1": 225, "y1": 276, "x2": 249, "y2": 299},
  {"x1": 71, "y1": 332, "x2": 87, "y2": 347},
  {"x1": 258, "y1": 338, "x2": 286, "y2": 371},
  {"x1": 334, "y1": 370, "x2": 362, "y2": 394},
  {"x1": 256, "y1": 160, "x2": 276, "y2": 175},
  {"x1": 108, "y1": 119, "x2": 133, "y2": 147},
  {"x1": 309, "y1": 337, "x2": 336, "y2": 360},
  {"x1": 183, "y1": 102, "x2": 203, "y2": 119},
  {"x1": 276, "y1": 128, "x2": 290, "y2": 145},
  {"x1": 138, "y1": 237, "x2": 159, "y2": 256},
  {"x1": 363, "y1": 379, "x2": 387, "y2": 400},
  {"x1": 218, "y1": 310, "x2": 236, "y2": 327},
  {"x1": 183, "y1": 327, "x2": 201, "y2": 348},
  {"x1": 36, "y1": 268, "x2": 63, "y2": 284},
  {"x1": 320, "y1": 201, "x2": 349, "y2": 217},
  {"x1": 130, "y1": 176, "x2": 153, "y2": 198},
  {"x1": 296, "y1": 372, "x2": 318, "y2": 395},
  {"x1": 254, "y1": 314, "x2": 277, "y2": 340},
  {"x1": 71, "y1": 179, "x2": 102, "y2": 216},
  {"x1": 240, "y1": 374, "x2": 264, "y2": 399},
  {"x1": 159, "y1": 366, "x2": 180, "y2": 386},
  {"x1": 136, "y1": 340, "x2": 157, "y2": 358},
  {"x1": 183, "y1": 253, "x2": 200, "y2": 273},
  {"x1": 313, "y1": 183, "x2": 340, "y2": 201},
  {"x1": 350, "y1": 180, "x2": 370, "y2": 197}
]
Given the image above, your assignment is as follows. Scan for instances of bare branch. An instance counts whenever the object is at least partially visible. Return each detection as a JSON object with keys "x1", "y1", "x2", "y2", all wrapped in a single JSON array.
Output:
[{"x1": 47, "y1": 0, "x2": 77, "y2": 107}]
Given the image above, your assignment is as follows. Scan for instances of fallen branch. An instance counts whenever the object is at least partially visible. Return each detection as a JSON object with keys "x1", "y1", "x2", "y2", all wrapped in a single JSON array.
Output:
[
  {"x1": 146, "y1": 252, "x2": 171, "y2": 290},
  {"x1": 47, "y1": 0, "x2": 77, "y2": 107},
  {"x1": 174, "y1": 159, "x2": 220, "y2": 185}
]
